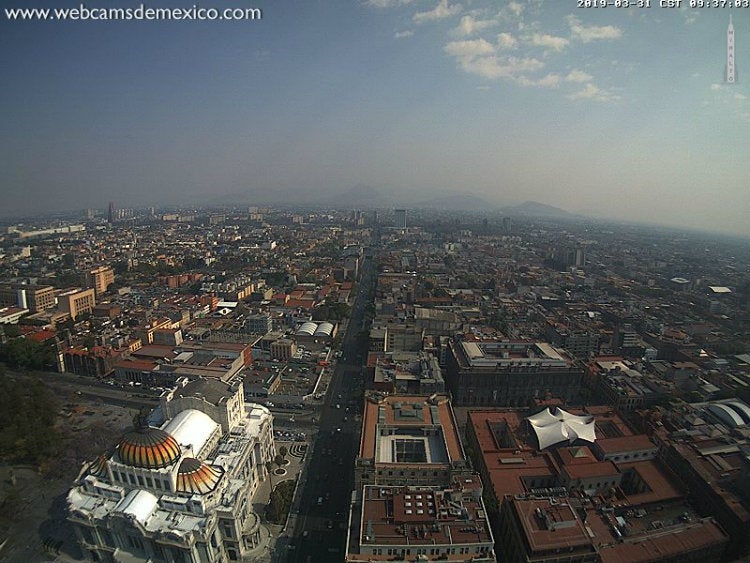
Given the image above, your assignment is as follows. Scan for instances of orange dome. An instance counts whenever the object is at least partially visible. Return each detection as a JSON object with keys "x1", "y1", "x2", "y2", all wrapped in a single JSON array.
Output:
[
  {"x1": 116, "y1": 427, "x2": 181, "y2": 469},
  {"x1": 176, "y1": 457, "x2": 223, "y2": 494}
]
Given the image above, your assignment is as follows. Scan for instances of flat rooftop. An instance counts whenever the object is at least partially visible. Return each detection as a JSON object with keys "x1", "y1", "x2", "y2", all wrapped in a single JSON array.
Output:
[
  {"x1": 359, "y1": 394, "x2": 463, "y2": 465},
  {"x1": 597, "y1": 518, "x2": 727, "y2": 563},
  {"x1": 458, "y1": 340, "x2": 571, "y2": 369},
  {"x1": 358, "y1": 481, "x2": 493, "y2": 548},
  {"x1": 508, "y1": 495, "x2": 727, "y2": 561},
  {"x1": 512, "y1": 497, "x2": 596, "y2": 553}
]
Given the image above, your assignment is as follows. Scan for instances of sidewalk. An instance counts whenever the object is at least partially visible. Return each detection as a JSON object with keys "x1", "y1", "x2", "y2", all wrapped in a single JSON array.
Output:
[{"x1": 246, "y1": 439, "x2": 309, "y2": 563}]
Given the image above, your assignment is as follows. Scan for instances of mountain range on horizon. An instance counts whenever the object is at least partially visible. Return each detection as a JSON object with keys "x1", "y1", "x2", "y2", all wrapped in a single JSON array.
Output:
[{"x1": 206, "y1": 183, "x2": 575, "y2": 219}]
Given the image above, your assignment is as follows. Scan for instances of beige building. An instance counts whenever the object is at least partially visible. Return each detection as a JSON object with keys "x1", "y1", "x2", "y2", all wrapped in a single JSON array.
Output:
[
  {"x1": 58, "y1": 287, "x2": 96, "y2": 320},
  {"x1": 87, "y1": 266, "x2": 115, "y2": 295},
  {"x1": 269, "y1": 338, "x2": 296, "y2": 361},
  {"x1": 0, "y1": 283, "x2": 56, "y2": 312}
]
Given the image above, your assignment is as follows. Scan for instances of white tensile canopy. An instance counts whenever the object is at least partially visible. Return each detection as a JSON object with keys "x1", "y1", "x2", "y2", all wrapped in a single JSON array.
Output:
[{"x1": 526, "y1": 407, "x2": 596, "y2": 450}]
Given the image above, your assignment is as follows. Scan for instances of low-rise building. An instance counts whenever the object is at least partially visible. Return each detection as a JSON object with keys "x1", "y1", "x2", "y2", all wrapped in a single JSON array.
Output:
[
  {"x1": 446, "y1": 336, "x2": 584, "y2": 407},
  {"x1": 346, "y1": 480, "x2": 495, "y2": 562},
  {"x1": 370, "y1": 350, "x2": 445, "y2": 395},
  {"x1": 348, "y1": 393, "x2": 494, "y2": 562}
]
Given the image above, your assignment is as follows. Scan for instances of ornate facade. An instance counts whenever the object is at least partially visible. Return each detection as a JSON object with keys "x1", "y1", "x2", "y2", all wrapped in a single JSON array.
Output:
[{"x1": 67, "y1": 378, "x2": 275, "y2": 563}]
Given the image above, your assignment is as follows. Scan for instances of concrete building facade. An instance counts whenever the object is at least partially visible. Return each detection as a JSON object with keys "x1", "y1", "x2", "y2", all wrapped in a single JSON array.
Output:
[{"x1": 446, "y1": 337, "x2": 584, "y2": 407}]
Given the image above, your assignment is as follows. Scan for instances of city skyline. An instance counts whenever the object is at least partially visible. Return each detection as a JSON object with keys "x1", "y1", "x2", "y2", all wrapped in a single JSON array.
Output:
[{"x1": 1, "y1": 2, "x2": 748, "y2": 236}]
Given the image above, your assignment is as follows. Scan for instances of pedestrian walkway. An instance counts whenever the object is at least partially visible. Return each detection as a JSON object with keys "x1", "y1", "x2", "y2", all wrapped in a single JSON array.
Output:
[
  {"x1": 289, "y1": 444, "x2": 307, "y2": 459},
  {"x1": 244, "y1": 438, "x2": 311, "y2": 562}
]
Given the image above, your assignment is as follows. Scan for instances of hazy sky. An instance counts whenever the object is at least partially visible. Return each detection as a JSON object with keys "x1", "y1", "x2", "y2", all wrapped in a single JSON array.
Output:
[{"x1": 1, "y1": 0, "x2": 748, "y2": 236}]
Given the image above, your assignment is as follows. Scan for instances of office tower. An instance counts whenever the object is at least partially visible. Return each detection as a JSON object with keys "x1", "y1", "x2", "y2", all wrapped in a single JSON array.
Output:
[
  {"x1": 58, "y1": 288, "x2": 96, "y2": 320},
  {"x1": 87, "y1": 266, "x2": 115, "y2": 296},
  {"x1": 107, "y1": 201, "x2": 115, "y2": 223},
  {"x1": 0, "y1": 283, "x2": 56, "y2": 312},
  {"x1": 727, "y1": 15, "x2": 736, "y2": 83},
  {"x1": 502, "y1": 216, "x2": 512, "y2": 234},
  {"x1": 394, "y1": 208, "x2": 407, "y2": 229}
]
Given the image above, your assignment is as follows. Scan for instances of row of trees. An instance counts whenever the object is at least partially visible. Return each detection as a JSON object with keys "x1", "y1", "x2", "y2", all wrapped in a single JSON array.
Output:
[
  {"x1": 312, "y1": 301, "x2": 350, "y2": 321},
  {"x1": 0, "y1": 338, "x2": 56, "y2": 370}
]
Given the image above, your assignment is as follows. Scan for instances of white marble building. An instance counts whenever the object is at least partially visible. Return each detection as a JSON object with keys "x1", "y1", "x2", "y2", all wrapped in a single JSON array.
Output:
[{"x1": 67, "y1": 378, "x2": 275, "y2": 563}]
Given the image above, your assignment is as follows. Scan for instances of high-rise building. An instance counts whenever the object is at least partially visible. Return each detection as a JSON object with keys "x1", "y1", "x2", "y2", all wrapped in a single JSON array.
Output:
[
  {"x1": 394, "y1": 208, "x2": 407, "y2": 230},
  {"x1": 726, "y1": 15, "x2": 736, "y2": 83},
  {"x1": 502, "y1": 216, "x2": 512, "y2": 234},
  {"x1": 107, "y1": 201, "x2": 115, "y2": 224},
  {"x1": 58, "y1": 287, "x2": 96, "y2": 320},
  {"x1": 87, "y1": 266, "x2": 115, "y2": 296},
  {"x1": 0, "y1": 283, "x2": 56, "y2": 312}
]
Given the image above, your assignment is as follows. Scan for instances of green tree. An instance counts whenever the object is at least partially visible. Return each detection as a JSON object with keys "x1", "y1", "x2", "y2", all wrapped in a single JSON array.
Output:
[
  {"x1": 0, "y1": 378, "x2": 63, "y2": 465},
  {"x1": 0, "y1": 338, "x2": 55, "y2": 370},
  {"x1": 265, "y1": 480, "x2": 296, "y2": 524}
]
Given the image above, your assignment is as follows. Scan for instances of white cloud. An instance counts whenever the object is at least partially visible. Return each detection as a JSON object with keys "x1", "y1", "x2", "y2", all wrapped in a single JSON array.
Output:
[
  {"x1": 413, "y1": 0, "x2": 462, "y2": 23},
  {"x1": 452, "y1": 14, "x2": 496, "y2": 37},
  {"x1": 366, "y1": 0, "x2": 414, "y2": 8},
  {"x1": 455, "y1": 54, "x2": 545, "y2": 80},
  {"x1": 508, "y1": 2, "x2": 524, "y2": 16},
  {"x1": 565, "y1": 69, "x2": 593, "y2": 83},
  {"x1": 566, "y1": 15, "x2": 622, "y2": 43},
  {"x1": 568, "y1": 83, "x2": 619, "y2": 102},
  {"x1": 444, "y1": 38, "x2": 495, "y2": 59},
  {"x1": 528, "y1": 33, "x2": 569, "y2": 52},
  {"x1": 497, "y1": 32, "x2": 518, "y2": 50},
  {"x1": 395, "y1": 30, "x2": 414, "y2": 38},
  {"x1": 517, "y1": 73, "x2": 561, "y2": 88}
]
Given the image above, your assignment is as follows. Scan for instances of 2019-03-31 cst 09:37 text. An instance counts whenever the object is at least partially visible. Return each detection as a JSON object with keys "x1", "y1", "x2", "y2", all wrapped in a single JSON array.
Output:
[{"x1": 577, "y1": 0, "x2": 749, "y2": 8}]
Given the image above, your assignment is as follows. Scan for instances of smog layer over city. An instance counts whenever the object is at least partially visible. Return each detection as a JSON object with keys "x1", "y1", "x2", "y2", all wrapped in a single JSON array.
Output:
[{"x1": 0, "y1": 2, "x2": 748, "y2": 563}]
